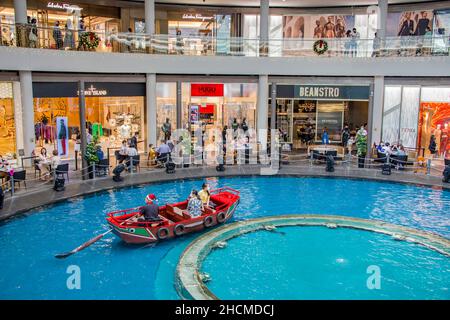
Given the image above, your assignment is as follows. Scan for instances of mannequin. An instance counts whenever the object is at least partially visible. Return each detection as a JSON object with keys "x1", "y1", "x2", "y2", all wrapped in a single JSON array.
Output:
[{"x1": 441, "y1": 123, "x2": 448, "y2": 158}]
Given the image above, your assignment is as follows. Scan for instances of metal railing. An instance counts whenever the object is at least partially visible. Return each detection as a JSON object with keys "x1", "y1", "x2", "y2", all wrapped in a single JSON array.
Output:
[
  {"x1": 1, "y1": 22, "x2": 449, "y2": 58},
  {"x1": 0, "y1": 148, "x2": 448, "y2": 206}
]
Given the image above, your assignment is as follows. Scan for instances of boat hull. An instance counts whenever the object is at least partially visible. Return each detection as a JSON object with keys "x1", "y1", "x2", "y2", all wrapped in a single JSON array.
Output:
[{"x1": 107, "y1": 189, "x2": 240, "y2": 244}]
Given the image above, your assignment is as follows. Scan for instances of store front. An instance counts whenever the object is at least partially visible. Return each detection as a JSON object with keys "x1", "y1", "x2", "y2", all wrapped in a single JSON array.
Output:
[
  {"x1": 0, "y1": 82, "x2": 16, "y2": 156},
  {"x1": 270, "y1": 84, "x2": 370, "y2": 149},
  {"x1": 32, "y1": 82, "x2": 145, "y2": 159},
  {"x1": 382, "y1": 85, "x2": 450, "y2": 158},
  {"x1": 0, "y1": 0, "x2": 120, "y2": 51},
  {"x1": 181, "y1": 82, "x2": 257, "y2": 134}
]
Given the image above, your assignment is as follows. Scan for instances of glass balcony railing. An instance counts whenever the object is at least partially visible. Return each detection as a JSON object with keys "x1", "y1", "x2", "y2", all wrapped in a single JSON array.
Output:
[{"x1": 1, "y1": 23, "x2": 449, "y2": 58}]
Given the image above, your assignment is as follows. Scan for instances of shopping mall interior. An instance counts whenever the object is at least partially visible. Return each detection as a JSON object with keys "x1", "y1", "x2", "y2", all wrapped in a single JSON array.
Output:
[{"x1": 0, "y1": 0, "x2": 449, "y2": 307}]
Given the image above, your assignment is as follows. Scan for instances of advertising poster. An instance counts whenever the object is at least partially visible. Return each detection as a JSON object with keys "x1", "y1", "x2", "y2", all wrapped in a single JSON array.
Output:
[
  {"x1": 190, "y1": 105, "x2": 199, "y2": 123},
  {"x1": 386, "y1": 10, "x2": 434, "y2": 36},
  {"x1": 434, "y1": 9, "x2": 450, "y2": 35},
  {"x1": 282, "y1": 15, "x2": 356, "y2": 39},
  {"x1": 56, "y1": 116, "x2": 69, "y2": 157}
]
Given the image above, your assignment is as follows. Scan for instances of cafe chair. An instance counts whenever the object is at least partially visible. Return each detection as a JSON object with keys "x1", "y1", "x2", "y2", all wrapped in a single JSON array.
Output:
[
  {"x1": 13, "y1": 170, "x2": 27, "y2": 189},
  {"x1": 95, "y1": 159, "x2": 110, "y2": 177},
  {"x1": 34, "y1": 159, "x2": 41, "y2": 178}
]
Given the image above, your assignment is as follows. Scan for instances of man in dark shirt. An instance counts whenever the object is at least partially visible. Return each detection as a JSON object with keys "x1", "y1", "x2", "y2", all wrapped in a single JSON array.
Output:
[{"x1": 139, "y1": 194, "x2": 160, "y2": 221}]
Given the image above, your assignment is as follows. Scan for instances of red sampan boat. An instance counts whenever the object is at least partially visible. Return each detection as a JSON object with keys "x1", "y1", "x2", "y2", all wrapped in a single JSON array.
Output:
[{"x1": 106, "y1": 187, "x2": 240, "y2": 244}]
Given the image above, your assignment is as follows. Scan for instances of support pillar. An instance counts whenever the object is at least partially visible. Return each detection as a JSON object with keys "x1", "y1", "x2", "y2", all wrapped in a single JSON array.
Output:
[
  {"x1": 145, "y1": 0, "x2": 155, "y2": 34},
  {"x1": 377, "y1": 0, "x2": 388, "y2": 39},
  {"x1": 14, "y1": 0, "x2": 28, "y2": 47},
  {"x1": 257, "y1": 75, "x2": 269, "y2": 149},
  {"x1": 19, "y1": 71, "x2": 34, "y2": 159},
  {"x1": 146, "y1": 73, "x2": 157, "y2": 146},
  {"x1": 259, "y1": 0, "x2": 269, "y2": 56},
  {"x1": 78, "y1": 81, "x2": 87, "y2": 180},
  {"x1": 371, "y1": 76, "x2": 385, "y2": 146}
]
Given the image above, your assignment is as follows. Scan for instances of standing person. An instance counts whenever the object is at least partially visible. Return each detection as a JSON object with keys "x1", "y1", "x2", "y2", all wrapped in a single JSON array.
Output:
[
  {"x1": 130, "y1": 131, "x2": 139, "y2": 149},
  {"x1": 344, "y1": 30, "x2": 352, "y2": 56},
  {"x1": 147, "y1": 144, "x2": 156, "y2": 166},
  {"x1": 176, "y1": 28, "x2": 184, "y2": 54},
  {"x1": 429, "y1": 135, "x2": 437, "y2": 156},
  {"x1": 231, "y1": 118, "x2": 239, "y2": 137},
  {"x1": 372, "y1": 32, "x2": 381, "y2": 57},
  {"x1": 29, "y1": 18, "x2": 38, "y2": 48},
  {"x1": 322, "y1": 127, "x2": 329, "y2": 145},
  {"x1": 53, "y1": 21, "x2": 63, "y2": 49},
  {"x1": 63, "y1": 19, "x2": 75, "y2": 49},
  {"x1": 342, "y1": 125, "x2": 350, "y2": 149},
  {"x1": 356, "y1": 125, "x2": 368, "y2": 168},
  {"x1": 86, "y1": 129, "x2": 93, "y2": 145},
  {"x1": 350, "y1": 28, "x2": 360, "y2": 57},
  {"x1": 162, "y1": 118, "x2": 172, "y2": 141}
]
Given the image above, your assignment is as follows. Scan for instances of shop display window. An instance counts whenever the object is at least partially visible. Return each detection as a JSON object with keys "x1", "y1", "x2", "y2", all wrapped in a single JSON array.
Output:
[
  {"x1": 33, "y1": 96, "x2": 144, "y2": 159},
  {"x1": 316, "y1": 101, "x2": 345, "y2": 143},
  {"x1": 0, "y1": 82, "x2": 16, "y2": 156},
  {"x1": 157, "y1": 82, "x2": 177, "y2": 142}
]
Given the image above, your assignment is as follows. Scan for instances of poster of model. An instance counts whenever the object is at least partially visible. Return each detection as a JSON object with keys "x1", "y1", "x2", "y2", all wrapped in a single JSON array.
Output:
[
  {"x1": 56, "y1": 116, "x2": 68, "y2": 157},
  {"x1": 282, "y1": 15, "x2": 356, "y2": 39},
  {"x1": 434, "y1": 9, "x2": 450, "y2": 35},
  {"x1": 386, "y1": 10, "x2": 434, "y2": 37}
]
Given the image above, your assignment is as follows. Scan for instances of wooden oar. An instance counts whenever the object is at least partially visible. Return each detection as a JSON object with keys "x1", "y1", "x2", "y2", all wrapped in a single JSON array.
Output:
[{"x1": 55, "y1": 214, "x2": 137, "y2": 259}]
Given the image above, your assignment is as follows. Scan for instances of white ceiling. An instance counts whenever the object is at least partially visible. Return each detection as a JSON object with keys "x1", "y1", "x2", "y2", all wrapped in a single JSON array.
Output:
[{"x1": 150, "y1": 0, "x2": 437, "y2": 7}]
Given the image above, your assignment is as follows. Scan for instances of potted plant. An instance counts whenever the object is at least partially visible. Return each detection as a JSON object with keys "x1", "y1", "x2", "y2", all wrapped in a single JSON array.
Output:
[{"x1": 84, "y1": 138, "x2": 99, "y2": 179}]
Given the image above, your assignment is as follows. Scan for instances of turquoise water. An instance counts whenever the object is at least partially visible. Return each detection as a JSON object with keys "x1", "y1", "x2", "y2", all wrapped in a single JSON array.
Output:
[
  {"x1": 0, "y1": 176, "x2": 449, "y2": 299},
  {"x1": 202, "y1": 226, "x2": 450, "y2": 299}
]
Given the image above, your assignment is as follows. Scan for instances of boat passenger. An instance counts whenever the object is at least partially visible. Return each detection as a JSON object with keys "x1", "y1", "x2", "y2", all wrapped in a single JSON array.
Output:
[
  {"x1": 138, "y1": 194, "x2": 161, "y2": 222},
  {"x1": 187, "y1": 190, "x2": 203, "y2": 217},
  {"x1": 198, "y1": 183, "x2": 216, "y2": 209}
]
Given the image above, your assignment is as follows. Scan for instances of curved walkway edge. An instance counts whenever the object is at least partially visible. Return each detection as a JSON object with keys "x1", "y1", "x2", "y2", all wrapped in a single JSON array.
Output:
[{"x1": 175, "y1": 214, "x2": 450, "y2": 300}]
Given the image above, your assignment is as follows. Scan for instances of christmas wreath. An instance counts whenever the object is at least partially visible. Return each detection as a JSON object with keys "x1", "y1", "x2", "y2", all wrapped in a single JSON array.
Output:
[
  {"x1": 313, "y1": 39, "x2": 328, "y2": 55},
  {"x1": 79, "y1": 32, "x2": 100, "y2": 50}
]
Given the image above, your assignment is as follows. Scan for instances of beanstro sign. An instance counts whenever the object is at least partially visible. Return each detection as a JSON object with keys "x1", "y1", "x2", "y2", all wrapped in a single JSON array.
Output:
[
  {"x1": 191, "y1": 84, "x2": 224, "y2": 97},
  {"x1": 299, "y1": 86, "x2": 340, "y2": 98}
]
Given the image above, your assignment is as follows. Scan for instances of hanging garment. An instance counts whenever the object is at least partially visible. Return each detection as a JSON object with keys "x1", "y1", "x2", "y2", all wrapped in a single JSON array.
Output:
[{"x1": 92, "y1": 123, "x2": 103, "y2": 138}]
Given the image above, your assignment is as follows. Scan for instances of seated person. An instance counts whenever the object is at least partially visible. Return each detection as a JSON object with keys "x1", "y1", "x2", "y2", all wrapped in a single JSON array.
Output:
[
  {"x1": 138, "y1": 194, "x2": 161, "y2": 222},
  {"x1": 198, "y1": 183, "x2": 216, "y2": 209},
  {"x1": 156, "y1": 140, "x2": 171, "y2": 163},
  {"x1": 187, "y1": 190, "x2": 203, "y2": 218},
  {"x1": 118, "y1": 140, "x2": 128, "y2": 163}
]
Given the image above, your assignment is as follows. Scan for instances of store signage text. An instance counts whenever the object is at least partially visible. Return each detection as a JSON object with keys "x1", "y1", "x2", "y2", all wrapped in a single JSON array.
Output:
[
  {"x1": 191, "y1": 84, "x2": 224, "y2": 97},
  {"x1": 182, "y1": 14, "x2": 214, "y2": 21},
  {"x1": 77, "y1": 85, "x2": 107, "y2": 96},
  {"x1": 299, "y1": 86, "x2": 340, "y2": 99},
  {"x1": 47, "y1": 2, "x2": 82, "y2": 11}
]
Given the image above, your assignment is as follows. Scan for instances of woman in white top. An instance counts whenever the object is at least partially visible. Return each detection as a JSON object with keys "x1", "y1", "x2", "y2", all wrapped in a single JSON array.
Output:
[{"x1": 38, "y1": 148, "x2": 51, "y2": 179}]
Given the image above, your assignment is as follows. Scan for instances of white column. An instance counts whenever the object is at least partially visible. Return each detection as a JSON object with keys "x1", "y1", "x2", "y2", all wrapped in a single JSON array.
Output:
[
  {"x1": 257, "y1": 75, "x2": 269, "y2": 147},
  {"x1": 14, "y1": 0, "x2": 27, "y2": 24},
  {"x1": 145, "y1": 0, "x2": 155, "y2": 34},
  {"x1": 371, "y1": 76, "x2": 384, "y2": 146},
  {"x1": 19, "y1": 71, "x2": 35, "y2": 158},
  {"x1": 146, "y1": 73, "x2": 157, "y2": 147},
  {"x1": 378, "y1": 0, "x2": 388, "y2": 39},
  {"x1": 260, "y1": 0, "x2": 269, "y2": 54},
  {"x1": 13, "y1": 81, "x2": 24, "y2": 152}
]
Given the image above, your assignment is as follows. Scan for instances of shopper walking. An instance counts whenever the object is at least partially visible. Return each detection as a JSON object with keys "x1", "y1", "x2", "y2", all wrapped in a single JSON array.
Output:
[{"x1": 53, "y1": 21, "x2": 63, "y2": 49}]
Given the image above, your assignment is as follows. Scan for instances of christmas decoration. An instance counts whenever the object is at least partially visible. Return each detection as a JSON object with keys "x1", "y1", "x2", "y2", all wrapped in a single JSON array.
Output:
[
  {"x1": 313, "y1": 39, "x2": 328, "y2": 55},
  {"x1": 78, "y1": 32, "x2": 100, "y2": 50}
]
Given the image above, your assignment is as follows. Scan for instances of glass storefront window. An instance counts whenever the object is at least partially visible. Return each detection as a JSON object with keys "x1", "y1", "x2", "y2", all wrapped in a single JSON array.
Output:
[
  {"x1": 156, "y1": 82, "x2": 177, "y2": 142},
  {"x1": 0, "y1": 82, "x2": 16, "y2": 156},
  {"x1": 316, "y1": 101, "x2": 345, "y2": 143},
  {"x1": 33, "y1": 95, "x2": 145, "y2": 159},
  {"x1": 382, "y1": 86, "x2": 402, "y2": 144}
]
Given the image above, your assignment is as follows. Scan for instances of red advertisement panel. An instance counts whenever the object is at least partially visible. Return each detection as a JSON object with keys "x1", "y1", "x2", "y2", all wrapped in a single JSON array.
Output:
[{"x1": 191, "y1": 83, "x2": 224, "y2": 97}]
